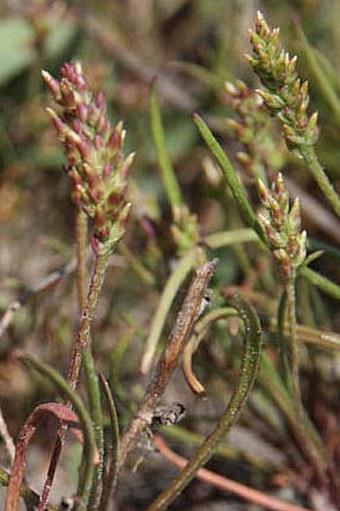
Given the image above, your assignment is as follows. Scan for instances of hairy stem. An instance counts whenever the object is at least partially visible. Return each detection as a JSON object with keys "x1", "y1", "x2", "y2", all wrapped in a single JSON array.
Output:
[
  {"x1": 98, "y1": 373, "x2": 120, "y2": 511},
  {"x1": 18, "y1": 354, "x2": 96, "y2": 511},
  {"x1": 76, "y1": 209, "x2": 88, "y2": 312},
  {"x1": 68, "y1": 252, "x2": 110, "y2": 388},
  {"x1": 39, "y1": 217, "x2": 107, "y2": 510},
  {"x1": 286, "y1": 276, "x2": 303, "y2": 419},
  {"x1": 118, "y1": 260, "x2": 217, "y2": 469}
]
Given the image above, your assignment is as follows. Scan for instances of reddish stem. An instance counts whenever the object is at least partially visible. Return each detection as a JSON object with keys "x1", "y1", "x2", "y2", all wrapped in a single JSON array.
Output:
[{"x1": 153, "y1": 434, "x2": 313, "y2": 511}]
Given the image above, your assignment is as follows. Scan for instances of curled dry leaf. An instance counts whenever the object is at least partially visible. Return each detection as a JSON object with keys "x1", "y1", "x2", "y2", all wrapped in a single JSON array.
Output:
[{"x1": 4, "y1": 402, "x2": 98, "y2": 511}]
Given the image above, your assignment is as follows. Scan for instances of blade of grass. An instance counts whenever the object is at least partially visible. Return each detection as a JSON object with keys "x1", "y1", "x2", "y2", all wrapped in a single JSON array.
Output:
[
  {"x1": 299, "y1": 266, "x2": 340, "y2": 300},
  {"x1": 193, "y1": 113, "x2": 265, "y2": 241},
  {"x1": 150, "y1": 83, "x2": 183, "y2": 211}
]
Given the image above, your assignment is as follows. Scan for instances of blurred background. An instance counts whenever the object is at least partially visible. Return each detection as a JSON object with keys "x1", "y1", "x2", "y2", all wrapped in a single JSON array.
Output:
[{"x1": 0, "y1": 1, "x2": 339, "y2": 509}]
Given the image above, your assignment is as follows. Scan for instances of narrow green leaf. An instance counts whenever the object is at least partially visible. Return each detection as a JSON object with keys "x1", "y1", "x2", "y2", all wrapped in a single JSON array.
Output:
[
  {"x1": 193, "y1": 113, "x2": 265, "y2": 241},
  {"x1": 150, "y1": 84, "x2": 183, "y2": 210},
  {"x1": 300, "y1": 266, "x2": 340, "y2": 300}
]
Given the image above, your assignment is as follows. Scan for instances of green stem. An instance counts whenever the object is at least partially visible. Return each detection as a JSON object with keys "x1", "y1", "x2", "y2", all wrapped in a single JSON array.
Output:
[
  {"x1": 193, "y1": 113, "x2": 265, "y2": 241},
  {"x1": 83, "y1": 350, "x2": 104, "y2": 510},
  {"x1": 150, "y1": 84, "x2": 183, "y2": 211},
  {"x1": 18, "y1": 354, "x2": 96, "y2": 511},
  {"x1": 98, "y1": 374, "x2": 120, "y2": 511},
  {"x1": 286, "y1": 275, "x2": 304, "y2": 427},
  {"x1": 298, "y1": 144, "x2": 340, "y2": 218},
  {"x1": 146, "y1": 291, "x2": 262, "y2": 510},
  {"x1": 204, "y1": 228, "x2": 259, "y2": 249}
]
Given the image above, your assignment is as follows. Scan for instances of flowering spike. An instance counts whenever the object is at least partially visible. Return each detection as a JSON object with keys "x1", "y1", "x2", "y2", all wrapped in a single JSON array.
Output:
[
  {"x1": 248, "y1": 12, "x2": 319, "y2": 148},
  {"x1": 256, "y1": 173, "x2": 307, "y2": 279},
  {"x1": 44, "y1": 62, "x2": 134, "y2": 254}
]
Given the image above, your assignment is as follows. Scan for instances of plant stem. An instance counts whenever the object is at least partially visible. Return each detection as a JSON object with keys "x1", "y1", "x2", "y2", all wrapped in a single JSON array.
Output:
[
  {"x1": 146, "y1": 291, "x2": 262, "y2": 510},
  {"x1": 98, "y1": 373, "x2": 120, "y2": 511},
  {"x1": 75, "y1": 209, "x2": 88, "y2": 312},
  {"x1": 153, "y1": 435, "x2": 312, "y2": 511},
  {"x1": 82, "y1": 350, "x2": 104, "y2": 510},
  {"x1": 0, "y1": 468, "x2": 58, "y2": 511},
  {"x1": 39, "y1": 217, "x2": 107, "y2": 510},
  {"x1": 75, "y1": 210, "x2": 104, "y2": 510},
  {"x1": 68, "y1": 252, "x2": 110, "y2": 388},
  {"x1": 140, "y1": 247, "x2": 203, "y2": 374},
  {"x1": 298, "y1": 144, "x2": 340, "y2": 218},
  {"x1": 118, "y1": 260, "x2": 217, "y2": 469},
  {"x1": 18, "y1": 353, "x2": 96, "y2": 511},
  {"x1": 285, "y1": 275, "x2": 304, "y2": 429},
  {"x1": 0, "y1": 405, "x2": 15, "y2": 463}
]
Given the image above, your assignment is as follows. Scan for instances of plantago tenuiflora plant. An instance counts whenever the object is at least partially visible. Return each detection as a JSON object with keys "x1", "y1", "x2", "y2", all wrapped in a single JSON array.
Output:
[
  {"x1": 257, "y1": 174, "x2": 306, "y2": 409},
  {"x1": 33, "y1": 62, "x2": 134, "y2": 510},
  {"x1": 247, "y1": 11, "x2": 340, "y2": 217}
]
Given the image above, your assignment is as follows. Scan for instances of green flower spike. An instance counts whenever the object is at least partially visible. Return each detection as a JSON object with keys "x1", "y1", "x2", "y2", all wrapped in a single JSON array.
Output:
[
  {"x1": 247, "y1": 11, "x2": 319, "y2": 148},
  {"x1": 42, "y1": 62, "x2": 134, "y2": 255},
  {"x1": 257, "y1": 173, "x2": 307, "y2": 279}
]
